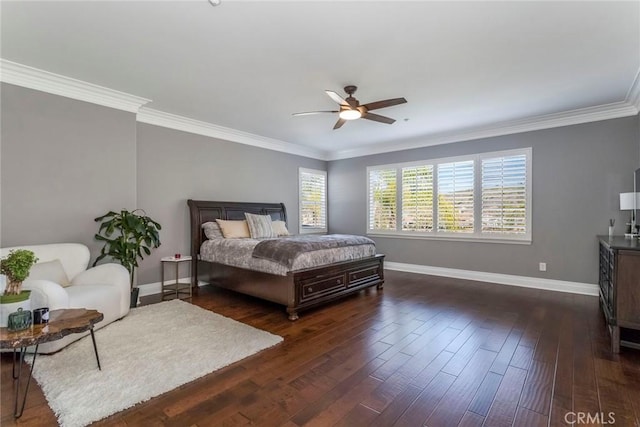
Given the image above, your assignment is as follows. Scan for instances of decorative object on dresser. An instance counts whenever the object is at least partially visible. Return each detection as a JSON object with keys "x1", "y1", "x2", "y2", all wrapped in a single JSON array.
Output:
[
  {"x1": 619, "y1": 192, "x2": 640, "y2": 237},
  {"x1": 188, "y1": 200, "x2": 385, "y2": 320},
  {"x1": 598, "y1": 236, "x2": 640, "y2": 353},
  {"x1": 161, "y1": 255, "x2": 192, "y2": 300},
  {"x1": 0, "y1": 249, "x2": 38, "y2": 327},
  {"x1": 93, "y1": 209, "x2": 162, "y2": 307},
  {"x1": 24, "y1": 300, "x2": 282, "y2": 427}
]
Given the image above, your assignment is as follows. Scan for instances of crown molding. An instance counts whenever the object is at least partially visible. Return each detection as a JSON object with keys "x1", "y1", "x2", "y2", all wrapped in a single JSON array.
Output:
[
  {"x1": 626, "y1": 68, "x2": 640, "y2": 111},
  {"x1": 2, "y1": 59, "x2": 637, "y2": 161},
  {"x1": 0, "y1": 59, "x2": 151, "y2": 113},
  {"x1": 385, "y1": 261, "x2": 598, "y2": 296},
  {"x1": 328, "y1": 101, "x2": 639, "y2": 160},
  {"x1": 137, "y1": 108, "x2": 329, "y2": 160}
]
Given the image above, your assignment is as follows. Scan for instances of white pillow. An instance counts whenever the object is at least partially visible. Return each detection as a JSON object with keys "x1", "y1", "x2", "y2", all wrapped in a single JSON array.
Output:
[
  {"x1": 271, "y1": 220, "x2": 290, "y2": 237},
  {"x1": 27, "y1": 259, "x2": 71, "y2": 287}
]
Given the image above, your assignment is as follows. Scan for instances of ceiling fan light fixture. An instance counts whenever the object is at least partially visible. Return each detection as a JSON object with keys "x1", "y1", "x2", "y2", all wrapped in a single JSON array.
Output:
[{"x1": 339, "y1": 109, "x2": 362, "y2": 120}]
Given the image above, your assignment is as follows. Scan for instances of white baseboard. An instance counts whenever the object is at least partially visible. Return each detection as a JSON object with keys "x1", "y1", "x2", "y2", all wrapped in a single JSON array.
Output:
[
  {"x1": 384, "y1": 262, "x2": 598, "y2": 296},
  {"x1": 136, "y1": 264, "x2": 599, "y2": 299}
]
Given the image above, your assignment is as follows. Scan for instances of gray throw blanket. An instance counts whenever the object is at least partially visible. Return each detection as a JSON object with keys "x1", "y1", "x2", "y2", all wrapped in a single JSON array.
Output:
[{"x1": 252, "y1": 234, "x2": 375, "y2": 268}]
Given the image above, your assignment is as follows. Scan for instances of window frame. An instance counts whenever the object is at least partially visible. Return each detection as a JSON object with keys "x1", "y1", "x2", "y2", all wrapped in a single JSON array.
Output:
[
  {"x1": 366, "y1": 148, "x2": 532, "y2": 244},
  {"x1": 298, "y1": 167, "x2": 328, "y2": 234}
]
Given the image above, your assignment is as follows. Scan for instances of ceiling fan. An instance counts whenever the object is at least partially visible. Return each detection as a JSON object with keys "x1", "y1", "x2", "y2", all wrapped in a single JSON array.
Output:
[{"x1": 293, "y1": 85, "x2": 407, "y2": 130}]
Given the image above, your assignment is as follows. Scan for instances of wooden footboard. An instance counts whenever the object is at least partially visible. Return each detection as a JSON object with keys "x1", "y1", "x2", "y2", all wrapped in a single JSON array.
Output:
[
  {"x1": 197, "y1": 255, "x2": 384, "y2": 320},
  {"x1": 289, "y1": 254, "x2": 384, "y2": 320}
]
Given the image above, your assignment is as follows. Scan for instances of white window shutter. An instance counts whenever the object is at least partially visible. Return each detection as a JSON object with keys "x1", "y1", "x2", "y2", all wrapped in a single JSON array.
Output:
[
  {"x1": 481, "y1": 154, "x2": 527, "y2": 234},
  {"x1": 402, "y1": 165, "x2": 434, "y2": 231},
  {"x1": 299, "y1": 169, "x2": 327, "y2": 231},
  {"x1": 368, "y1": 168, "x2": 397, "y2": 231},
  {"x1": 437, "y1": 160, "x2": 474, "y2": 233}
]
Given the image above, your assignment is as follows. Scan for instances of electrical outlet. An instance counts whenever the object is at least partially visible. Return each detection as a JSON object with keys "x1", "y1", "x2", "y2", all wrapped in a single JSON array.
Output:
[{"x1": 539, "y1": 262, "x2": 547, "y2": 272}]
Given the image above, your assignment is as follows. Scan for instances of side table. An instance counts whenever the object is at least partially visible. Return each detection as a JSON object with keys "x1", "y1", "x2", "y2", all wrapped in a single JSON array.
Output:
[
  {"x1": 0, "y1": 308, "x2": 103, "y2": 418},
  {"x1": 161, "y1": 256, "x2": 192, "y2": 300}
]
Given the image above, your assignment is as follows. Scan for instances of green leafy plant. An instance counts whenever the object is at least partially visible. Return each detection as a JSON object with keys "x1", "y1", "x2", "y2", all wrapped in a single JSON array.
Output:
[
  {"x1": 93, "y1": 209, "x2": 161, "y2": 288},
  {"x1": 1, "y1": 250, "x2": 38, "y2": 295}
]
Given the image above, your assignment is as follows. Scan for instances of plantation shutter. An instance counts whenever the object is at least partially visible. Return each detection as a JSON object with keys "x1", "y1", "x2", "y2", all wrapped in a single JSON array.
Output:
[
  {"x1": 402, "y1": 165, "x2": 433, "y2": 231},
  {"x1": 481, "y1": 154, "x2": 527, "y2": 234},
  {"x1": 368, "y1": 168, "x2": 397, "y2": 231},
  {"x1": 437, "y1": 160, "x2": 474, "y2": 232},
  {"x1": 300, "y1": 169, "x2": 327, "y2": 230}
]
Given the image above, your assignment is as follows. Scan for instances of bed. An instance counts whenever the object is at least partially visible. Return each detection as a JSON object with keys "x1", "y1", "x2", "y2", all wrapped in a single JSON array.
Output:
[{"x1": 188, "y1": 200, "x2": 384, "y2": 320}]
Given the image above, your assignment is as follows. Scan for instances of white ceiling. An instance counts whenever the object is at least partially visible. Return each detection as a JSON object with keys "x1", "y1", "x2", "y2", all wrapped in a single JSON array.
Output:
[{"x1": 2, "y1": 1, "x2": 639, "y2": 160}]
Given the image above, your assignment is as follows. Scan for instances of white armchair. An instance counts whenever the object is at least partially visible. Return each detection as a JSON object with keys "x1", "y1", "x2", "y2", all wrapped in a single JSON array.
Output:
[{"x1": 0, "y1": 243, "x2": 130, "y2": 353}]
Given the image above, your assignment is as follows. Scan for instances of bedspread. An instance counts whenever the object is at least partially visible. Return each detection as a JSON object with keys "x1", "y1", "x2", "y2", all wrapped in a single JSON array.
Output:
[
  {"x1": 200, "y1": 236, "x2": 376, "y2": 276},
  {"x1": 252, "y1": 234, "x2": 375, "y2": 268}
]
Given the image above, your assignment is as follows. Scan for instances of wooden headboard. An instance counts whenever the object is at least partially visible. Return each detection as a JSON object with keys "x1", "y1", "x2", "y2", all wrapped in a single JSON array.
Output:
[{"x1": 187, "y1": 200, "x2": 287, "y2": 258}]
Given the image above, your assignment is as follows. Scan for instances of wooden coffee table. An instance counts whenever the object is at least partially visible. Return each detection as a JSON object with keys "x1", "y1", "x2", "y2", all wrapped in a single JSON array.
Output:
[{"x1": 0, "y1": 308, "x2": 104, "y2": 418}]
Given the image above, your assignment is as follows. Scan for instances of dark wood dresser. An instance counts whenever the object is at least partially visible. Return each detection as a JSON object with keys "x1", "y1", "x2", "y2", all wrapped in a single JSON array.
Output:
[{"x1": 598, "y1": 236, "x2": 640, "y2": 353}]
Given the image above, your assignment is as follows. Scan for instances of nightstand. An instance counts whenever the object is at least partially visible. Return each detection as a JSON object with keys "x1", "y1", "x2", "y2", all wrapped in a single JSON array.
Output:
[{"x1": 161, "y1": 256, "x2": 192, "y2": 300}]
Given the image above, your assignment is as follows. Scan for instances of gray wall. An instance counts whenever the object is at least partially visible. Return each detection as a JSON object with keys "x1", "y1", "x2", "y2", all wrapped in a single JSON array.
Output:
[
  {"x1": 328, "y1": 116, "x2": 640, "y2": 284},
  {"x1": 1, "y1": 83, "x2": 137, "y2": 256},
  {"x1": 135, "y1": 124, "x2": 325, "y2": 284},
  {"x1": 1, "y1": 84, "x2": 326, "y2": 285}
]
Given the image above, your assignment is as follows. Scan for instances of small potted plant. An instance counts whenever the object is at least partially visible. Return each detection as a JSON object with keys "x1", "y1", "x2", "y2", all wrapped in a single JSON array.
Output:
[
  {"x1": 1, "y1": 249, "x2": 38, "y2": 327},
  {"x1": 93, "y1": 209, "x2": 161, "y2": 307}
]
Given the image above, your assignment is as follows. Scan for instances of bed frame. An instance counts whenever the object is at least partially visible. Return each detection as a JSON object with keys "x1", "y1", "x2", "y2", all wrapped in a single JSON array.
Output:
[{"x1": 188, "y1": 200, "x2": 384, "y2": 320}]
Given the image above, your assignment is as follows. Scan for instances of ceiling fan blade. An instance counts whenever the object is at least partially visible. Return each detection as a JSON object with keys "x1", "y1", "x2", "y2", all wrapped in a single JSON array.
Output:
[
  {"x1": 362, "y1": 97, "x2": 407, "y2": 111},
  {"x1": 362, "y1": 112, "x2": 396, "y2": 124},
  {"x1": 292, "y1": 110, "x2": 339, "y2": 116},
  {"x1": 326, "y1": 90, "x2": 348, "y2": 106},
  {"x1": 333, "y1": 118, "x2": 347, "y2": 129}
]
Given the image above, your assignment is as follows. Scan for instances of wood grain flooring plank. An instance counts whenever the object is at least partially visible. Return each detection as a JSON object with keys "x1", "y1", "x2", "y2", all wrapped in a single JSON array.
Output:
[
  {"x1": 489, "y1": 328, "x2": 523, "y2": 375},
  {"x1": 425, "y1": 348, "x2": 497, "y2": 427},
  {"x1": 509, "y1": 344, "x2": 534, "y2": 370},
  {"x1": 457, "y1": 411, "x2": 485, "y2": 427},
  {"x1": 483, "y1": 366, "x2": 527, "y2": 427},
  {"x1": 303, "y1": 376, "x2": 382, "y2": 427},
  {"x1": 334, "y1": 403, "x2": 380, "y2": 427},
  {"x1": 519, "y1": 360, "x2": 554, "y2": 415},
  {"x1": 289, "y1": 355, "x2": 387, "y2": 425},
  {"x1": 393, "y1": 371, "x2": 457, "y2": 427},
  {"x1": 513, "y1": 406, "x2": 548, "y2": 427},
  {"x1": 369, "y1": 384, "x2": 422, "y2": 427},
  {"x1": 519, "y1": 306, "x2": 546, "y2": 348},
  {"x1": 467, "y1": 371, "x2": 503, "y2": 416},
  {"x1": 441, "y1": 327, "x2": 492, "y2": 376}
]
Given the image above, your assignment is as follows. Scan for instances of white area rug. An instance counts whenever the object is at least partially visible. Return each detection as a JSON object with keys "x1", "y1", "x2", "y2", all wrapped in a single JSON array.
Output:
[{"x1": 28, "y1": 299, "x2": 283, "y2": 427}]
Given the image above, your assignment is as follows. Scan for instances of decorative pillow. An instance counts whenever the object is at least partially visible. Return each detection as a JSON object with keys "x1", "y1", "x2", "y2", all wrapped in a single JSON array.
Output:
[
  {"x1": 215, "y1": 219, "x2": 251, "y2": 238},
  {"x1": 202, "y1": 221, "x2": 224, "y2": 239},
  {"x1": 245, "y1": 213, "x2": 276, "y2": 238},
  {"x1": 271, "y1": 220, "x2": 290, "y2": 237},
  {"x1": 27, "y1": 259, "x2": 71, "y2": 287}
]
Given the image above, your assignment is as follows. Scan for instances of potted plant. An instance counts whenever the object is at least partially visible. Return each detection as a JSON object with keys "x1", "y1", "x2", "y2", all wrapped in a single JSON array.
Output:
[
  {"x1": 93, "y1": 209, "x2": 161, "y2": 307},
  {"x1": 1, "y1": 249, "x2": 38, "y2": 327}
]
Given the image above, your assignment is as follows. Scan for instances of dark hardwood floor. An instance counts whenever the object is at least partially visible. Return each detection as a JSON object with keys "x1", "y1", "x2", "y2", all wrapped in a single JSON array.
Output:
[{"x1": 2, "y1": 270, "x2": 640, "y2": 426}]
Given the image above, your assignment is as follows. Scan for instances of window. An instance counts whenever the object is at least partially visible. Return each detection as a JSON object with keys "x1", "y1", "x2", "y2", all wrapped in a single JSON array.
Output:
[
  {"x1": 367, "y1": 148, "x2": 531, "y2": 243},
  {"x1": 402, "y1": 165, "x2": 432, "y2": 231},
  {"x1": 368, "y1": 168, "x2": 396, "y2": 231},
  {"x1": 299, "y1": 168, "x2": 327, "y2": 233},
  {"x1": 481, "y1": 154, "x2": 528, "y2": 235}
]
